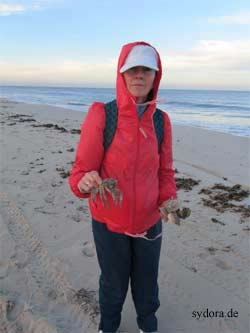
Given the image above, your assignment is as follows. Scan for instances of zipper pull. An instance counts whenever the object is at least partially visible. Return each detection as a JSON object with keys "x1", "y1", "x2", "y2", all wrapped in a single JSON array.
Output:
[{"x1": 139, "y1": 127, "x2": 148, "y2": 138}]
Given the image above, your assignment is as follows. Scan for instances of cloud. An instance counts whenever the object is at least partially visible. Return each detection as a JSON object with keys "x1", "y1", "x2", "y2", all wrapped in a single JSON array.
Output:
[
  {"x1": 0, "y1": 40, "x2": 249, "y2": 90},
  {"x1": 162, "y1": 40, "x2": 250, "y2": 70},
  {"x1": 0, "y1": 3, "x2": 25, "y2": 15},
  {"x1": 0, "y1": 58, "x2": 117, "y2": 86},
  {"x1": 207, "y1": 11, "x2": 250, "y2": 25},
  {"x1": 159, "y1": 39, "x2": 250, "y2": 89},
  {"x1": 161, "y1": 40, "x2": 250, "y2": 71},
  {"x1": 0, "y1": 0, "x2": 63, "y2": 15}
]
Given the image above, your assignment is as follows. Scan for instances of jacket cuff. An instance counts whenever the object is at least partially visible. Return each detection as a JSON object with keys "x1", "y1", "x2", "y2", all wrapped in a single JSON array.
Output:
[{"x1": 71, "y1": 182, "x2": 90, "y2": 199}]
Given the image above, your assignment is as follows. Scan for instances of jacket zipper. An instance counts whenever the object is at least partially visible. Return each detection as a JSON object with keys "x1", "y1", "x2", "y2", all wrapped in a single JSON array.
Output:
[
  {"x1": 132, "y1": 121, "x2": 140, "y2": 229},
  {"x1": 132, "y1": 108, "x2": 156, "y2": 229}
]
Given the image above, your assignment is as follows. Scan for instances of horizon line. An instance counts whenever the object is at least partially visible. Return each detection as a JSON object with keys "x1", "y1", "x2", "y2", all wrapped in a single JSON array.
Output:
[{"x1": 0, "y1": 84, "x2": 249, "y2": 93}]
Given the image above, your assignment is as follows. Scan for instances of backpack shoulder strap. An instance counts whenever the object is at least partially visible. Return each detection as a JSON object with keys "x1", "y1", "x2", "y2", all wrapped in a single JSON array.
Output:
[
  {"x1": 104, "y1": 100, "x2": 164, "y2": 153},
  {"x1": 103, "y1": 99, "x2": 118, "y2": 151},
  {"x1": 153, "y1": 108, "x2": 165, "y2": 153}
]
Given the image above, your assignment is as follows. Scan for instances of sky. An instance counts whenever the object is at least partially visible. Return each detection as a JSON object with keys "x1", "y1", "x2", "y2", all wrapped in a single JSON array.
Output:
[{"x1": 0, "y1": 0, "x2": 250, "y2": 90}]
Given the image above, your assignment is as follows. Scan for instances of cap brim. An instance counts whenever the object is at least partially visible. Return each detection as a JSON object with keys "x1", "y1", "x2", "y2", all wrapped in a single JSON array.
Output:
[{"x1": 120, "y1": 63, "x2": 159, "y2": 73}]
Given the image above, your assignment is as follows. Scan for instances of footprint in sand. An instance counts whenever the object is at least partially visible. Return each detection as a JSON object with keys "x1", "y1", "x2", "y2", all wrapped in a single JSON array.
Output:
[
  {"x1": 197, "y1": 252, "x2": 209, "y2": 260},
  {"x1": 214, "y1": 258, "x2": 232, "y2": 270},
  {"x1": 20, "y1": 170, "x2": 30, "y2": 175},
  {"x1": 82, "y1": 241, "x2": 95, "y2": 257},
  {"x1": 0, "y1": 262, "x2": 10, "y2": 279},
  {"x1": 71, "y1": 213, "x2": 81, "y2": 223},
  {"x1": 44, "y1": 193, "x2": 55, "y2": 204},
  {"x1": 0, "y1": 296, "x2": 59, "y2": 333},
  {"x1": 13, "y1": 249, "x2": 29, "y2": 269}
]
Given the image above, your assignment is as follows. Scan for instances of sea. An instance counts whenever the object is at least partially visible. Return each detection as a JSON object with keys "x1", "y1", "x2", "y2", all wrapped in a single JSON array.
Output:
[{"x1": 0, "y1": 85, "x2": 249, "y2": 138}]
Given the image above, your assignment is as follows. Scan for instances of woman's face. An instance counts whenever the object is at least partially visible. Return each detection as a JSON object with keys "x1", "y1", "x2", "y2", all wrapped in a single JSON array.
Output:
[{"x1": 123, "y1": 66, "x2": 156, "y2": 103}]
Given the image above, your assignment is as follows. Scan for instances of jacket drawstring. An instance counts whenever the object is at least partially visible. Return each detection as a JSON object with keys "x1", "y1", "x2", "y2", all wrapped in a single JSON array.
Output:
[
  {"x1": 139, "y1": 127, "x2": 147, "y2": 138},
  {"x1": 124, "y1": 231, "x2": 162, "y2": 241},
  {"x1": 132, "y1": 98, "x2": 167, "y2": 106}
]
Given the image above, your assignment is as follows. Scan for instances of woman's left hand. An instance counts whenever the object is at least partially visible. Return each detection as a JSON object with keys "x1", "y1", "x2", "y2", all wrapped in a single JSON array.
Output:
[{"x1": 159, "y1": 209, "x2": 169, "y2": 223}]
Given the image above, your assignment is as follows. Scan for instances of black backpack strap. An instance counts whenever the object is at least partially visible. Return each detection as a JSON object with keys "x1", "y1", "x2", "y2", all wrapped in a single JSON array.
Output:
[
  {"x1": 104, "y1": 100, "x2": 164, "y2": 154},
  {"x1": 153, "y1": 108, "x2": 164, "y2": 153},
  {"x1": 103, "y1": 99, "x2": 118, "y2": 151}
]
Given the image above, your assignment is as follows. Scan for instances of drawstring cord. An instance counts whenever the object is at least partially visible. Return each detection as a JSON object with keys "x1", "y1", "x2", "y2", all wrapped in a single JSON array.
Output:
[
  {"x1": 124, "y1": 231, "x2": 162, "y2": 241},
  {"x1": 131, "y1": 98, "x2": 167, "y2": 106},
  {"x1": 135, "y1": 98, "x2": 167, "y2": 138}
]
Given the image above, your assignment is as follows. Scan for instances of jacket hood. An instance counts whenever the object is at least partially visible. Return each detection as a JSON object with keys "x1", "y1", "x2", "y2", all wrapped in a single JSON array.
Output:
[{"x1": 116, "y1": 41, "x2": 162, "y2": 111}]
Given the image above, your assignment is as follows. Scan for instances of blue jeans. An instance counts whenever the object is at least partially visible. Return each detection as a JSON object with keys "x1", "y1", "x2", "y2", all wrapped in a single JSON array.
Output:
[{"x1": 92, "y1": 218, "x2": 162, "y2": 333}]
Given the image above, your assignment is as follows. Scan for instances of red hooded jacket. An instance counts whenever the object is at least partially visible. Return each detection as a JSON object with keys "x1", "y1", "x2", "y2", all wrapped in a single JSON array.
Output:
[{"x1": 68, "y1": 41, "x2": 177, "y2": 235}]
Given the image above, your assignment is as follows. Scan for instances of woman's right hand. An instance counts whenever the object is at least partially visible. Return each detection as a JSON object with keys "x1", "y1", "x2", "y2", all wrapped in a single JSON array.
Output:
[{"x1": 77, "y1": 171, "x2": 102, "y2": 193}]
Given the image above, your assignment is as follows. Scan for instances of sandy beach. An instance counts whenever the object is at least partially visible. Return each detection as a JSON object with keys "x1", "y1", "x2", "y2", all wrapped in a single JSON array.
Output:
[{"x1": 0, "y1": 98, "x2": 249, "y2": 333}]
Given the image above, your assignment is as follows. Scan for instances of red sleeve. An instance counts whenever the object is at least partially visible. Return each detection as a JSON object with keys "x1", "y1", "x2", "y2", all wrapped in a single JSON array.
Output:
[
  {"x1": 68, "y1": 102, "x2": 105, "y2": 198},
  {"x1": 158, "y1": 112, "x2": 177, "y2": 206}
]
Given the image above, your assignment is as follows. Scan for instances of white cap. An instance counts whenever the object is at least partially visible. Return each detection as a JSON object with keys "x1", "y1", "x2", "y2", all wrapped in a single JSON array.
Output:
[{"x1": 120, "y1": 45, "x2": 159, "y2": 73}]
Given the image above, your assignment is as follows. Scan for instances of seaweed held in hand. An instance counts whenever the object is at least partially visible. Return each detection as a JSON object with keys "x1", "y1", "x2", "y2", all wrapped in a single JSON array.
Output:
[
  {"x1": 160, "y1": 199, "x2": 191, "y2": 226},
  {"x1": 91, "y1": 178, "x2": 123, "y2": 208}
]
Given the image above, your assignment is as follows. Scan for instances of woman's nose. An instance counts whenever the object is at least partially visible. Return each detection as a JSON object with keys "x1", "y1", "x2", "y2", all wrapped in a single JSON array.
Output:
[{"x1": 134, "y1": 68, "x2": 144, "y2": 77}]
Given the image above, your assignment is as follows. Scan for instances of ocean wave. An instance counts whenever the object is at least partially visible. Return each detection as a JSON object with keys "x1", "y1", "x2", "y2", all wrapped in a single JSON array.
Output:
[
  {"x1": 165, "y1": 101, "x2": 250, "y2": 112},
  {"x1": 67, "y1": 102, "x2": 87, "y2": 106},
  {"x1": 1, "y1": 85, "x2": 249, "y2": 138}
]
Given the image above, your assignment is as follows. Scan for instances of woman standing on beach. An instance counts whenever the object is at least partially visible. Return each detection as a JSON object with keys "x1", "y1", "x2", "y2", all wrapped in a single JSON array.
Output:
[{"x1": 69, "y1": 41, "x2": 178, "y2": 333}]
